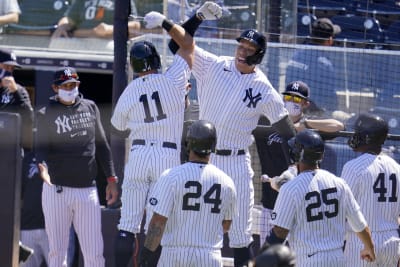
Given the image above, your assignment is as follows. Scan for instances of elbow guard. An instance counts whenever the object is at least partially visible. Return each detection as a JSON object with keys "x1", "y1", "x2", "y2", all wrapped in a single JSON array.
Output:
[
  {"x1": 168, "y1": 14, "x2": 203, "y2": 54},
  {"x1": 272, "y1": 115, "x2": 296, "y2": 140}
]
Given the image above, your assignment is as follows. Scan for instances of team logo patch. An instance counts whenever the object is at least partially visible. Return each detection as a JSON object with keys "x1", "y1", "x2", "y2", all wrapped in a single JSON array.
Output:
[
  {"x1": 271, "y1": 212, "x2": 277, "y2": 220},
  {"x1": 149, "y1": 197, "x2": 158, "y2": 206}
]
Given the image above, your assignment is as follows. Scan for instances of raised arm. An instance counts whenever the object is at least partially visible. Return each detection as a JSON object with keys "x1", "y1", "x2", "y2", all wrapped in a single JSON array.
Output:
[{"x1": 143, "y1": 2, "x2": 222, "y2": 68}]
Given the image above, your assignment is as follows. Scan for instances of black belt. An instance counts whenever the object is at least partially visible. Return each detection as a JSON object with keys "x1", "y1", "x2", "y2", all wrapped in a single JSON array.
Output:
[
  {"x1": 132, "y1": 139, "x2": 177, "y2": 149},
  {"x1": 215, "y1": 149, "x2": 245, "y2": 156}
]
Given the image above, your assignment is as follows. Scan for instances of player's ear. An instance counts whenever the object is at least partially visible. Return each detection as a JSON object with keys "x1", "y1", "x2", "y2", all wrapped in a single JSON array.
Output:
[
  {"x1": 303, "y1": 100, "x2": 310, "y2": 108},
  {"x1": 52, "y1": 84, "x2": 59, "y2": 93}
]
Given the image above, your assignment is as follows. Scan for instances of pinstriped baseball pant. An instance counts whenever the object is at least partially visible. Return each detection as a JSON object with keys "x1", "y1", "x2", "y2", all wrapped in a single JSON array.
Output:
[
  {"x1": 118, "y1": 145, "x2": 180, "y2": 234},
  {"x1": 210, "y1": 152, "x2": 254, "y2": 248},
  {"x1": 42, "y1": 183, "x2": 104, "y2": 267}
]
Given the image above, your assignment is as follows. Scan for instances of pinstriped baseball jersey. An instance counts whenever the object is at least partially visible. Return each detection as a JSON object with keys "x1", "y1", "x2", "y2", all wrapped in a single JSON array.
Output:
[
  {"x1": 192, "y1": 46, "x2": 288, "y2": 149},
  {"x1": 341, "y1": 153, "x2": 400, "y2": 232},
  {"x1": 111, "y1": 55, "x2": 191, "y2": 234},
  {"x1": 191, "y1": 45, "x2": 289, "y2": 249},
  {"x1": 341, "y1": 153, "x2": 400, "y2": 266},
  {"x1": 148, "y1": 162, "x2": 237, "y2": 248},
  {"x1": 271, "y1": 169, "x2": 367, "y2": 257},
  {"x1": 111, "y1": 55, "x2": 190, "y2": 144}
]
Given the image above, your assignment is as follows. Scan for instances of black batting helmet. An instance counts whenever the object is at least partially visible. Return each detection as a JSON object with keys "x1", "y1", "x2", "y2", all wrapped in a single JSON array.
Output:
[
  {"x1": 130, "y1": 41, "x2": 161, "y2": 73},
  {"x1": 186, "y1": 120, "x2": 217, "y2": 156},
  {"x1": 348, "y1": 113, "x2": 388, "y2": 149},
  {"x1": 255, "y1": 244, "x2": 296, "y2": 267},
  {"x1": 288, "y1": 129, "x2": 324, "y2": 165},
  {"x1": 236, "y1": 29, "x2": 266, "y2": 65}
]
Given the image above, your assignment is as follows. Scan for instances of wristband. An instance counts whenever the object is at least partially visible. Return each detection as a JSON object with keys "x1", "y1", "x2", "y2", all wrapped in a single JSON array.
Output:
[
  {"x1": 162, "y1": 19, "x2": 174, "y2": 32},
  {"x1": 107, "y1": 176, "x2": 118, "y2": 183}
]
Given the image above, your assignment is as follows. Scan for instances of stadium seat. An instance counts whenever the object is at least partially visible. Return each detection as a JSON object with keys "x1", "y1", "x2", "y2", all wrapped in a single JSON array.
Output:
[
  {"x1": 297, "y1": 13, "x2": 317, "y2": 37},
  {"x1": 298, "y1": 0, "x2": 352, "y2": 16},
  {"x1": 354, "y1": 0, "x2": 400, "y2": 29},
  {"x1": 330, "y1": 15, "x2": 385, "y2": 48},
  {"x1": 384, "y1": 20, "x2": 400, "y2": 49},
  {"x1": 355, "y1": 0, "x2": 400, "y2": 15}
]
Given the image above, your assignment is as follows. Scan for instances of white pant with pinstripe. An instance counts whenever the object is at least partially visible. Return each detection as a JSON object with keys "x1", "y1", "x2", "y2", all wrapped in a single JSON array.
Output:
[
  {"x1": 158, "y1": 247, "x2": 223, "y2": 267},
  {"x1": 118, "y1": 144, "x2": 180, "y2": 234},
  {"x1": 210, "y1": 152, "x2": 254, "y2": 248},
  {"x1": 42, "y1": 183, "x2": 104, "y2": 267}
]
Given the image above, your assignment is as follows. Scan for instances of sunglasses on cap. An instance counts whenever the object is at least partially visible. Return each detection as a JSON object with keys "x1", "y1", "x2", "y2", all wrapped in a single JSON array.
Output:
[{"x1": 283, "y1": 94, "x2": 304, "y2": 104}]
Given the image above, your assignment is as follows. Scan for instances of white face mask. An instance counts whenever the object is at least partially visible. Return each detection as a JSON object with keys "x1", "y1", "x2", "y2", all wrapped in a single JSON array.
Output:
[
  {"x1": 285, "y1": 101, "x2": 302, "y2": 116},
  {"x1": 58, "y1": 87, "x2": 79, "y2": 102}
]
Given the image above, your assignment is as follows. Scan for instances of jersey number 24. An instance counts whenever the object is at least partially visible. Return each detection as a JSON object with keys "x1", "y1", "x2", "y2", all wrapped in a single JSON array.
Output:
[{"x1": 182, "y1": 181, "x2": 222, "y2": 214}]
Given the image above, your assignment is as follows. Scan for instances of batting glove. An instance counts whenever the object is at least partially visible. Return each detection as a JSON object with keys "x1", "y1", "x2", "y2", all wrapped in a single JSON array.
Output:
[
  {"x1": 144, "y1": 11, "x2": 166, "y2": 29},
  {"x1": 270, "y1": 165, "x2": 298, "y2": 192},
  {"x1": 260, "y1": 174, "x2": 271, "y2": 183},
  {"x1": 196, "y1": 1, "x2": 223, "y2": 20}
]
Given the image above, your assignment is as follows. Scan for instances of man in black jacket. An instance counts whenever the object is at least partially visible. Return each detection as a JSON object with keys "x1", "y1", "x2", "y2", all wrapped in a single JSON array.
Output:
[
  {"x1": 0, "y1": 48, "x2": 33, "y2": 152},
  {"x1": 36, "y1": 66, "x2": 118, "y2": 267}
]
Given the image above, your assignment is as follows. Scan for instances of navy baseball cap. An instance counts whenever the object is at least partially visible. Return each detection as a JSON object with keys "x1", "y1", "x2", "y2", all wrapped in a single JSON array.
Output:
[
  {"x1": 283, "y1": 81, "x2": 310, "y2": 99},
  {"x1": 53, "y1": 67, "x2": 80, "y2": 85},
  {"x1": 311, "y1": 18, "x2": 341, "y2": 39},
  {"x1": 0, "y1": 49, "x2": 22, "y2": 68}
]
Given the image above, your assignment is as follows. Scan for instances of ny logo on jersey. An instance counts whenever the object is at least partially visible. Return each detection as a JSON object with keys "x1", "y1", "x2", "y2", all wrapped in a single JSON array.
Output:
[
  {"x1": 243, "y1": 88, "x2": 262, "y2": 108},
  {"x1": 55, "y1": 115, "x2": 72, "y2": 134}
]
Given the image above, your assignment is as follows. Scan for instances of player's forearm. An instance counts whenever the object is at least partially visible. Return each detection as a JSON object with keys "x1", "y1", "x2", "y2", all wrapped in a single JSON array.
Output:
[
  {"x1": 356, "y1": 227, "x2": 374, "y2": 251},
  {"x1": 144, "y1": 213, "x2": 167, "y2": 251},
  {"x1": 0, "y1": 13, "x2": 19, "y2": 24},
  {"x1": 306, "y1": 119, "x2": 344, "y2": 133},
  {"x1": 222, "y1": 220, "x2": 232, "y2": 233}
]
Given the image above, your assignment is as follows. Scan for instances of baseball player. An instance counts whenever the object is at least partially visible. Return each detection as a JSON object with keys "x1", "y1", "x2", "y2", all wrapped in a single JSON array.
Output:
[
  {"x1": 139, "y1": 120, "x2": 237, "y2": 267},
  {"x1": 36, "y1": 66, "x2": 119, "y2": 267},
  {"x1": 144, "y1": 4, "x2": 296, "y2": 266},
  {"x1": 264, "y1": 130, "x2": 375, "y2": 267},
  {"x1": 110, "y1": 19, "x2": 198, "y2": 264},
  {"x1": 255, "y1": 80, "x2": 345, "y2": 243},
  {"x1": 341, "y1": 113, "x2": 400, "y2": 267}
]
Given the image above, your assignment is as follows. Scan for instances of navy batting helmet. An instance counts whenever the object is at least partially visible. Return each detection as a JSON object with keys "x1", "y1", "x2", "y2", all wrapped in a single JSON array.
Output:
[
  {"x1": 130, "y1": 41, "x2": 161, "y2": 73},
  {"x1": 236, "y1": 29, "x2": 266, "y2": 65},
  {"x1": 288, "y1": 129, "x2": 324, "y2": 165},
  {"x1": 186, "y1": 120, "x2": 217, "y2": 155},
  {"x1": 348, "y1": 113, "x2": 388, "y2": 149},
  {"x1": 255, "y1": 244, "x2": 296, "y2": 267}
]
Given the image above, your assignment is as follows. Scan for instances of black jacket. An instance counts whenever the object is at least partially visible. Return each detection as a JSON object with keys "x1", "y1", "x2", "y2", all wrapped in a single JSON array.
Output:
[
  {"x1": 0, "y1": 85, "x2": 34, "y2": 151},
  {"x1": 36, "y1": 95, "x2": 116, "y2": 187}
]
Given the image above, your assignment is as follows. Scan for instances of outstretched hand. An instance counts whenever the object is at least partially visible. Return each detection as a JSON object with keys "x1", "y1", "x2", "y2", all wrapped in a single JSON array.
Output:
[
  {"x1": 264, "y1": 165, "x2": 298, "y2": 192},
  {"x1": 144, "y1": 11, "x2": 166, "y2": 29},
  {"x1": 196, "y1": 1, "x2": 223, "y2": 20},
  {"x1": 38, "y1": 163, "x2": 53, "y2": 185}
]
